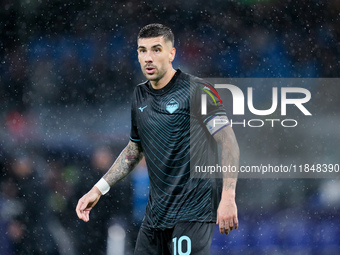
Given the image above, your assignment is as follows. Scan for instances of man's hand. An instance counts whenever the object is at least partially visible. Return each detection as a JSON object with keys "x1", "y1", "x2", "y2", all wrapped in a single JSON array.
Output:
[
  {"x1": 216, "y1": 195, "x2": 238, "y2": 235},
  {"x1": 213, "y1": 125, "x2": 239, "y2": 235},
  {"x1": 76, "y1": 186, "x2": 102, "y2": 222}
]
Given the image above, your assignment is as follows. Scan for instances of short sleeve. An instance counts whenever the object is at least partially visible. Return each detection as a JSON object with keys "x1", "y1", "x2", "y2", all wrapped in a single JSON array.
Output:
[{"x1": 192, "y1": 80, "x2": 230, "y2": 135}]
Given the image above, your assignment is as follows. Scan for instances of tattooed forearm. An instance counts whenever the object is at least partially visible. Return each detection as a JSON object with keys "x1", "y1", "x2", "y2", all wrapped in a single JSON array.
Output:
[
  {"x1": 223, "y1": 180, "x2": 237, "y2": 191},
  {"x1": 213, "y1": 125, "x2": 240, "y2": 192},
  {"x1": 103, "y1": 140, "x2": 143, "y2": 187}
]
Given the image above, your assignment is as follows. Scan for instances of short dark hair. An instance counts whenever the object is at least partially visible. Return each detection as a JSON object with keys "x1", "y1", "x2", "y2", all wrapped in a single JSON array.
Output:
[{"x1": 137, "y1": 23, "x2": 174, "y2": 46}]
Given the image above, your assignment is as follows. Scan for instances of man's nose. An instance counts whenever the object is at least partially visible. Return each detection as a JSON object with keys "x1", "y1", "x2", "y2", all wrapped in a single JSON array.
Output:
[{"x1": 144, "y1": 51, "x2": 153, "y2": 62}]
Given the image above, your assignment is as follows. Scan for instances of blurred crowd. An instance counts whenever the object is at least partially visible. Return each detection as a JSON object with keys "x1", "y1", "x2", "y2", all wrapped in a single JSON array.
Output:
[
  {"x1": 0, "y1": 0, "x2": 340, "y2": 254},
  {"x1": 1, "y1": 0, "x2": 339, "y2": 111},
  {"x1": 0, "y1": 144, "x2": 149, "y2": 255}
]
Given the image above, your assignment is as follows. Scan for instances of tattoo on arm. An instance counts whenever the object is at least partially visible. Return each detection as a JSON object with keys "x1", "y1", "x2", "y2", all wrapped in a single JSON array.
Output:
[
  {"x1": 213, "y1": 125, "x2": 240, "y2": 191},
  {"x1": 103, "y1": 141, "x2": 143, "y2": 186}
]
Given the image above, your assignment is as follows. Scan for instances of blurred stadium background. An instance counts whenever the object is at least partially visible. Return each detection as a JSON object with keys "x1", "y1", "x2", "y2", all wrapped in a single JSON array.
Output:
[{"x1": 0, "y1": 0, "x2": 339, "y2": 254}]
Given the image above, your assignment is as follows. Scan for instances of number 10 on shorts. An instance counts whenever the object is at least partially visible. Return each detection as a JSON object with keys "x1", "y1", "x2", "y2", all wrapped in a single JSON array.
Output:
[{"x1": 172, "y1": 236, "x2": 191, "y2": 255}]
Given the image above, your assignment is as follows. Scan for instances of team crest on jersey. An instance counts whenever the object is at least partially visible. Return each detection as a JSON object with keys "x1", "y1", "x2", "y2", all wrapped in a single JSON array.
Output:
[{"x1": 166, "y1": 98, "x2": 179, "y2": 114}]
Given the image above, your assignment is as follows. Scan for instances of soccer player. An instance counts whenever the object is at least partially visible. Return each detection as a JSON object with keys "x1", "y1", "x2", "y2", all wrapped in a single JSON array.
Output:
[{"x1": 76, "y1": 23, "x2": 239, "y2": 255}]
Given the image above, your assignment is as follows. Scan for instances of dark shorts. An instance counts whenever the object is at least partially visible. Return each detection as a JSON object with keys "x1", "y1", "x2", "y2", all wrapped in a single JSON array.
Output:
[{"x1": 134, "y1": 222, "x2": 215, "y2": 255}]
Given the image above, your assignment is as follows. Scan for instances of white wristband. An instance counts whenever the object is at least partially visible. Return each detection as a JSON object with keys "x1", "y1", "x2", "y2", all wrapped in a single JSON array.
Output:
[{"x1": 95, "y1": 178, "x2": 110, "y2": 195}]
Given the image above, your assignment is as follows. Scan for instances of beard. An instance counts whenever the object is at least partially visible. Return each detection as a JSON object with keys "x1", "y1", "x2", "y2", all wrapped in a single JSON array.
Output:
[{"x1": 142, "y1": 64, "x2": 168, "y2": 83}]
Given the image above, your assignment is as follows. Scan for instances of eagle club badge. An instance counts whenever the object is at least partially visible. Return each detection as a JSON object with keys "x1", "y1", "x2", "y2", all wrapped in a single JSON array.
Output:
[{"x1": 166, "y1": 98, "x2": 179, "y2": 114}]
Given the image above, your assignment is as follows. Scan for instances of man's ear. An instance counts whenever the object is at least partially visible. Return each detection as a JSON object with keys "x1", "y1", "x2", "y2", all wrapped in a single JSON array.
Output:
[{"x1": 169, "y1": 47, "x2": 176, "y2": 63}]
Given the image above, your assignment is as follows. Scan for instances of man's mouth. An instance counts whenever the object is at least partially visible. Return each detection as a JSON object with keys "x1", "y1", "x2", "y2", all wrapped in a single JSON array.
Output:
[{"x1": 145, "y1": 66, "x2": 156, "y2": 74}]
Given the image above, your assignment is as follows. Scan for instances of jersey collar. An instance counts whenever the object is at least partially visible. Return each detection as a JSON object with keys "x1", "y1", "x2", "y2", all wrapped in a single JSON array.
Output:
[{"x1": 146, "y1": 69, "x2": 181, "y2": 95}]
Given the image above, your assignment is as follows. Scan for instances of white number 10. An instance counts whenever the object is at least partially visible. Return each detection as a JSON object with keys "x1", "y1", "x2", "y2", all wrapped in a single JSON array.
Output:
[{"x1": 172, "y1": 236, "x2": 191, "y2": 255}]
